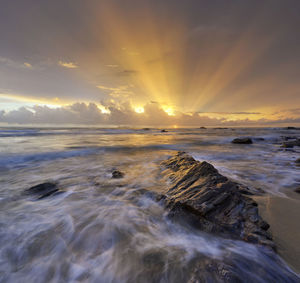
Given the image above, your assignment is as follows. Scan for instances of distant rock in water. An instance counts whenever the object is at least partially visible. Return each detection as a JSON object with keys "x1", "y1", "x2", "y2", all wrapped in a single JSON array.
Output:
[
  {"x1": 285, "y1": 127, "x2": 298, "y2": 130},
  {"x1": 231, "y1": 137, "x2": 253, "y2": 144},
  {"x1": 296, "y1": 158, "x2": 300, "y2": 164},
  {"x1": 24, "y1": 182, "x2": 60, "y2": 199},
  {"x1": 142, "y1": 128, "x2": 151, "y2": 131},
  {"x1": 160, "y1": 152, "x2": 273, "y2": 248},
  {"x1": 254, "y1": 137, "x2": 265, "y2": 141},
  {"x1": 281, "y1": 139, "x2": 300, "y2": 148},
  {"x1": 112, "y1": 170, "x2": 124, "y2": 179},
  {"x1": 294, "y1": 187, "x2": 300, "y2": 194},
  {"x1": 161, "y1": 129, "x2": 168, "y2": 132},
  {"x1": 214, "y1": 127, "x2": 228, "y2": 130},
  {"x1": 199, "y1": 127, "x2": 206, "y2": 129}
]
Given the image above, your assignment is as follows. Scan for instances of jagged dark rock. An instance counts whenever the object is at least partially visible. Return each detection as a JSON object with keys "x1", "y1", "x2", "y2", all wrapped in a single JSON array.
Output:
[
  {"x1": 24, "y1": 182, "x2": 60, "y2": 199},
  {"x1": 231, "y1": 138, "x2": 253, "y2": 144},
  {"x1": 160, "y1": 152, "x2": 273, "y2": 249},
  {"x1": 159, "y1": 152, "x2": 300, "y2": 282},
  {"x1": 112, "y1": 170, "x2": 124, "y2": 179},
  {"x1": 199, "y1": 127, "x2": 207, "y2": 129},
  {"x1": 161, "y1": 129, "x2": 168, "y2": 132}
]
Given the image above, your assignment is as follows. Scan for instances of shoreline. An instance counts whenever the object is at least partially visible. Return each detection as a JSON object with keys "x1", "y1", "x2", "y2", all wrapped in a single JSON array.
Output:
[{"x1": 254, "y1": 192, "x2": 300, "y2": 273}]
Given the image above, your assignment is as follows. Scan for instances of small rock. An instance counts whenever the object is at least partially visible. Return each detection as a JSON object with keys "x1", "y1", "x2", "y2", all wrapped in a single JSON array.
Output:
[
  {"x1": 281, "y1": 139, "x2": 300, "y2": 148},
  {"x1": 254, "y1": 137, "x2": 265, "y2": 141},
  {"x1": 231, "y1": 138, "x2": 253, "y2": 144},
  {"x1": 199, "y1": 127, "x2": 207, "y2": 129},
  {"x1": 296, "y1": 158, "x2": 300, "y2": 164},
  {"x1": 142, "y1": 128, "x2": 150, "y2": 131},
  {"x1": 286, "y1": 127, "x2": 297, "y2": 130},
  {"x1": 161, "y1": 129, "x2": 168, "y2": 132},
  {"x1": 24, "y1": 182, "x2": 59, "y2": 199},
  {"x1": 112, "y1": 170, "x2": 124, "y2": 179},
  {"x1": 294, "y1": 187, "x2": 300, "y2": 194}
]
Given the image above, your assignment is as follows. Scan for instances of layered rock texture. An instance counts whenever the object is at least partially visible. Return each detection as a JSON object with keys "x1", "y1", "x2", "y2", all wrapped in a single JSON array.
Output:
[
  {"x1": 161, "y1": 152, "x2": 273, "y2": 248},
  {"x1": 159, "y1": 152, "x2": 300, "y2": 281}
]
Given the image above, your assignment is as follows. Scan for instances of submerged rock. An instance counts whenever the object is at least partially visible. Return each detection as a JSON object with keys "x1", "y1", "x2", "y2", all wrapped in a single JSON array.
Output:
[
  {"x1": 231, "y1": 138, "x2": 253, "y2": 144},
  {"x1": 112, "y1": 170, "x2": 124, "y2": 179},
  {"x1": 281, "y1": 139, "x2": 300, "y2": 148},
  {"x1": 161, "y1": 129, "x2": 168, "y2": 132},
  {"x1": 160, "y1": 152, "x2": 273, "y2": 249},
  {"x1": 24, "y1": 182, "x2": 60, "y2": 200},
  {"x1": 199, "y1": 127, "x2": 207, "y2": 129}
]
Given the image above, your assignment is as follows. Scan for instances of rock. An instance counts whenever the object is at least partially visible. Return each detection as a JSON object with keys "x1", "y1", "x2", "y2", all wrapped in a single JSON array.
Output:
[
  {"x1": 142, "y1": 128, "x2": 151, "y2": 131},
  {"x1": 296, "y1": 158, "x2": 300, "y2": 164},
  {"x1": 254, "y1": 137, "x2": 265, "y2": 141},
  {"x1": 24, "y1": 182, "x2": 60, "y2": 199},
  {"x1": 231, "y1": 138, "x2": 253, "y2": 144},
  {"x1": 294, "y1": 187, "x2": 300, "y2": 194},
  {"x1": 160, "y1": 152, "x2": 273, "y2": 249},
  {"x1": 199, "y1": 127, "x2": 207, "y2": 129},
  {"x1": 161, "y1": 129, "x2": 168, "y2": 132},
  {"x1": 281, "y1": 139, "x2": 300, "y2": 148},
  {"x1": 214, "y1": 127, "x2": 228, "y2": 130},
  {"x1": 286, "y1": 127, "x2": 297, "y2": 130},
  {"x1": 112, "y1": 170, "x2": 124, "y2": 179}
]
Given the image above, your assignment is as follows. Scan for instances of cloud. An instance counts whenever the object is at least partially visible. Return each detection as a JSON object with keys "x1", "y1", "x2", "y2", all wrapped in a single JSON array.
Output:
[
  {"x1": 58, "y1": 60, "x2": 78, "y2": 69},
  {"x1": 97, "y1": 85, "x2": 134, "y2": 98},
  {"x1": 24, "y1": 62, "x2": 32, "y2": 68},
  {"x1": 1, "y1": 101, "x2": 299, "y2": 126},
  {"x1": 106, "y1": 64, "x2": 119, "y2": 68},
  {"x1": 0, "y1": 57, "x2": 33, "y2": 70}
]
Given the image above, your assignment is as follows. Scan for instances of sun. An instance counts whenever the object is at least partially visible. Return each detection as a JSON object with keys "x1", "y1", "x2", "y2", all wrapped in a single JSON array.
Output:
[{"x1": 134, "y1": 106, "x2": 144, "y2": 114}]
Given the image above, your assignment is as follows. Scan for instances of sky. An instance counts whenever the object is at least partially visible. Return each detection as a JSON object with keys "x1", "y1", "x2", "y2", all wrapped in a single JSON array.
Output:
[{"x1": 0, "y1": 0, "x2": 300, "y2": 126}]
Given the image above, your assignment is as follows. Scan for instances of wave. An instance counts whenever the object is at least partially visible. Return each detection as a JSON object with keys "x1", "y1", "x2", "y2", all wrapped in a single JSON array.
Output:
[{"x1": 0, "y1": 144, "x2": 181, "y2": 169}]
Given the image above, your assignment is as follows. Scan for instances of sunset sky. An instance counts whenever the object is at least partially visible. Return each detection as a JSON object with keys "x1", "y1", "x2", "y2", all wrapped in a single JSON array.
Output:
[{"x1": 0, "y1": 0, "x2": 300, "y2": 125}]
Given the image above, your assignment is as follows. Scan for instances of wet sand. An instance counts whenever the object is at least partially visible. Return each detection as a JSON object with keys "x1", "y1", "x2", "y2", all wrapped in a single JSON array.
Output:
[{"x1": 254, "y1": 192, "x2": 300, "y2": 273}]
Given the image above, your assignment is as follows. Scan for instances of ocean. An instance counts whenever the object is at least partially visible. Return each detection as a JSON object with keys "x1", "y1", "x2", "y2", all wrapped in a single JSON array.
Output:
[{"x1": 0, "y1": 126, "x2": 299, "y2": 282}]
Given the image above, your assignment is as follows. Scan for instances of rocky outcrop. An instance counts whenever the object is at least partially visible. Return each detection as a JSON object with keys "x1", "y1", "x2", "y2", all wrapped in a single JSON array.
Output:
[
  {"x1": 112, "y1": 170, "x2": 125, "y2": 179},
  {"x1": 160, "y1": 152, "x2": 273, "y2": 249},
  {"x1": 161, "y1": 129, "x2": 168, "y2": 132},
  {"x1": 231, "y1": 138, "x2": 253, "y2": 144},
  {"x1": 24, "y1": 182, "x2": 61, "y2": 199}
]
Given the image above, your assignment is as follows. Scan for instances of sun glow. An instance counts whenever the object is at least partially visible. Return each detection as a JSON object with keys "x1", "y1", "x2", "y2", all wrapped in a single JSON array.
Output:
[
  {"x1": 162, "y1": 106, "x2": 175, "y2": 116},
  {"x1": 134, "y1": 106, "x2": 144, "y2": 113}
]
